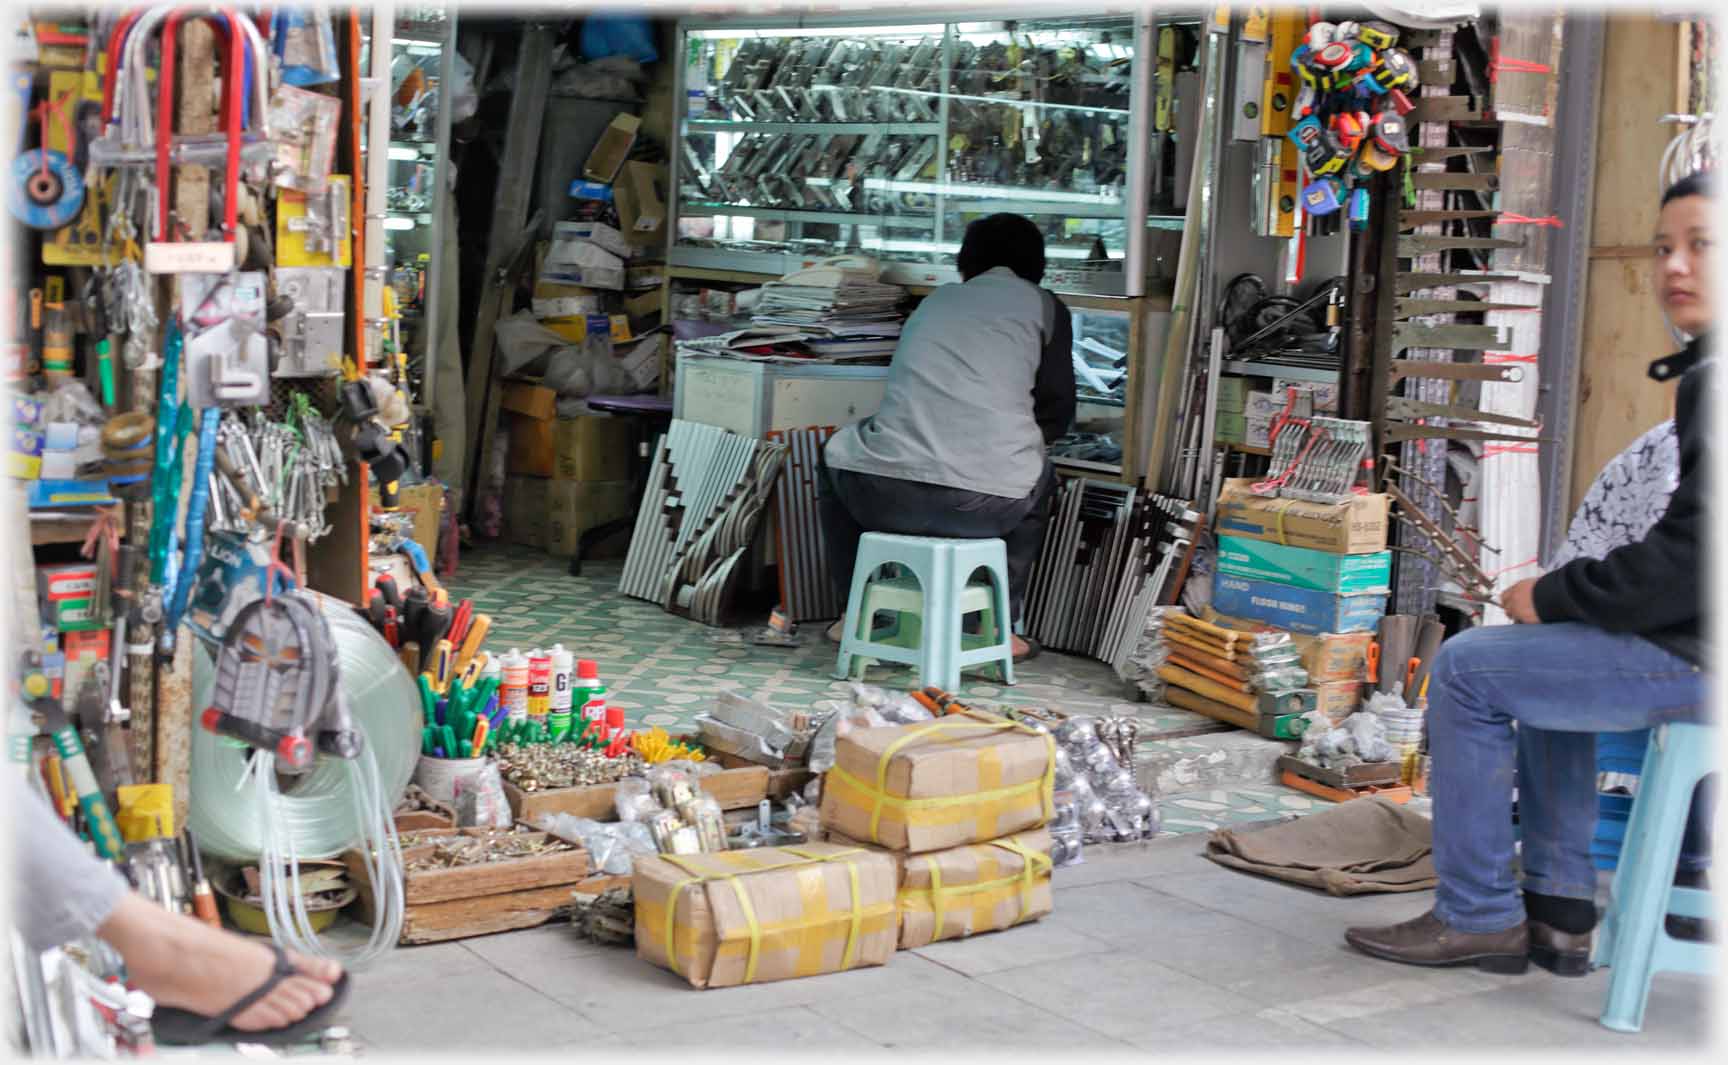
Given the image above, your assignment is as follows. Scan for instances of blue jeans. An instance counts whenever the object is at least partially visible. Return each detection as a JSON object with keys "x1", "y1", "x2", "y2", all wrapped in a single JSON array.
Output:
[{"x1": 1427, "y1": 622, "x2": 1707, "y2": 933}]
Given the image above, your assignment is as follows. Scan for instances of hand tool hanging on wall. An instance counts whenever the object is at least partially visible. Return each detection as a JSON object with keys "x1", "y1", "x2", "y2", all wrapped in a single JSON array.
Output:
[
  {"x1": 8, "y1": 76, "x2": 87, "y2": 231},
  {"x1": 20, "y1": 661, "x2": 126, "y2": 861}
]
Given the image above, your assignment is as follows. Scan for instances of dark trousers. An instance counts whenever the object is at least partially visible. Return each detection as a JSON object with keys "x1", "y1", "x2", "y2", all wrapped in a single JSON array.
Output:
[{"x1": 817, "y1": 453, "x2": 1058, "y2": 623}]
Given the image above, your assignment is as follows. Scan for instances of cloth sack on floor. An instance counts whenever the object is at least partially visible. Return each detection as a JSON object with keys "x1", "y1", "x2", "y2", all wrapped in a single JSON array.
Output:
[{"x1": 1203, "y1": 797, "x2": 1436, "y2": 896}]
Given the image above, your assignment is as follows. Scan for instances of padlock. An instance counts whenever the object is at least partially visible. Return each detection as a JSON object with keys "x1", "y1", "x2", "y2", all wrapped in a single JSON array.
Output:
[
  {"x1": 1306, "y1": 131, "x2": 1351, "y2": 177},
  {"x1": 1331, "y1": 110, "x2": 1369, "y2": 152},
  {"x1": 1348, "y1": 186, "x2": 1372, "y2": 231},
  {"x1": 1301, "y1": 177, "x2": 1344, "y2": 216},
  {"x1": 1374, "y1": 49, "x2": 1419, "y2": 93},
  {"x1": 1371, "y1": 111, "x2": 1410, "y2": 156},
  {"x1": 1358, "y1": 21, "x2": 1400, "y2": 50}
]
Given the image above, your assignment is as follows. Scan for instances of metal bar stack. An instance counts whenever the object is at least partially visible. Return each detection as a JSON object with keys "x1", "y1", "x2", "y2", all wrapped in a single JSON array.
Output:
[
  {"x1": 767, "y1": 427, "x2": 839, "y2": 623},
  {"x1": 1024, "y1": 479, "x2": 1199, "y2": 664},
  {"x1": 619, "y1": 420, "x2": 789, "y2": 625}
]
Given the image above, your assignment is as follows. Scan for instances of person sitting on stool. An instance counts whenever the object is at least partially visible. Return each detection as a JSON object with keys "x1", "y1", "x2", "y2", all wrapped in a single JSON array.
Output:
[
  {"x1": 1344, "y1": 173, "x2": 1713, "y2": 976},
  {"x1": 819, "y1": 213, "x2": 1076, "y2": 660}
]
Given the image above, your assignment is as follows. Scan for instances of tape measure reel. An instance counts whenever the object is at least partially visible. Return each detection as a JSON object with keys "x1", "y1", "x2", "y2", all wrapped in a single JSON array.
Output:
[{"x1": 8, "y1": 147, "x2": 84, "y2": 230}]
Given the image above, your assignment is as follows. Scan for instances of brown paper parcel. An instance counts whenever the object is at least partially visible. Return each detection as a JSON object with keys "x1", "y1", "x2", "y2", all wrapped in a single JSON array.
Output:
[
  {"x1": 633, "y1": 842, "x2": 898, "y2": 989},
  {"x1": 820, "y1": 711, "x2": 1056, "y2": 854},
  {"x1": 899, "y1": 829, "x2": 1053, "y2": 949}
]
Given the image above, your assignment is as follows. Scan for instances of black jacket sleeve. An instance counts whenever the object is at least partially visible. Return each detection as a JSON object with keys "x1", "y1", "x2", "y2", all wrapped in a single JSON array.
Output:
[
  {"x1": 1531, "y1": 354, "x2": 1708, "y2": 643},
  {"x1": 1033, "y1": 290, "x2": 1077, "y2": 445}
]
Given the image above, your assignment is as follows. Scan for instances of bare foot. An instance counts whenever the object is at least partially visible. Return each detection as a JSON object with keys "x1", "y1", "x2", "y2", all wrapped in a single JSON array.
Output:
[
  {"x1": 97, "y1": 895, "x2": 342, "y2": 1032},
  {"x1": 826, "y1": 620, "x2": 843, "y2": 643}
]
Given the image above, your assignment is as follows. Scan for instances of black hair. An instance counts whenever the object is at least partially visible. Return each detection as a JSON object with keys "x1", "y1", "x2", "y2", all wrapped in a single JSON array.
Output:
[
  {"x1": 1662, "y1": 172, "x2": 1713, "y2": 206},
  {"x1": 956, "y1": 213, "x2": 1047, "y2": 284}
]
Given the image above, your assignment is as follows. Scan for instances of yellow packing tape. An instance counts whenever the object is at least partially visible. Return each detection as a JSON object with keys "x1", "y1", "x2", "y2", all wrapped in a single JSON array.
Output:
[
  {"x1": 905, "y1": 837, "x2": 1052, "y2": 943},
  {"x1": 847, "y1": 716, "x2": 1055, "y2": 844}
]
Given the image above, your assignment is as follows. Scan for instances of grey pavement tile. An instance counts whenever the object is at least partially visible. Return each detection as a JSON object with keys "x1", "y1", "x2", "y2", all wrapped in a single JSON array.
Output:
[
  {"x1": 1493, "y1": 970, "x2": 1714, "y2": 1049},
  {"x1": 908, "y1": 916, "x2": 1116, "y2": 977},
  {"x1": 1046, "y1": 880, "x2": 1252, "y2": 945},
  {"x1": 353, "y1": 937, "x2": 495, "y2": 985},
  {"x1": 344, "y1": 964, "x2": 605, "y2": 1051},
  {"x1": 979, "y1": 951, "x2": 1266, "y2": 1041},
  {"x1": 810, "y1": 985, "x2": 1127, "y2": 1051},
  {"x1": 1148, "y1": 868, "x2": 1440, "y2": 947},
  {"x1": 1125, "y1": 1005, "x2": 1369, "y2": 1050},
  {"x1": 611, "y1": 1005, "x2": 889, "y2": 1051},
  {"x1": 530, "y1": 947, "x2": 970, "y2": 1024},
  {"x1": 459, "y1": 922, "x2": 619, "y2": 969},
  {"x1": 1305, "y1": 974, "x2": 1708, "y2": 1050},
  {"x1": 1053, "y1": 836, "x2": 1215, "y2": 888}
]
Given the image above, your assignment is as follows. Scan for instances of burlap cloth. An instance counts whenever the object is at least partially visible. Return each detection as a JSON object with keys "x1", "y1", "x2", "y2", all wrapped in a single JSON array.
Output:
[{"x1": 1204, "y1": 797, "x2": 1437, "y2": 896}]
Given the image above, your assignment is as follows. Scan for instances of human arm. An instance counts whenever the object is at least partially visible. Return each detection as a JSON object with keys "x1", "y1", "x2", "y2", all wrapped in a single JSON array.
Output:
[{"x1": 1033, "y1": 290, "x2": 1077, "y2": 445}]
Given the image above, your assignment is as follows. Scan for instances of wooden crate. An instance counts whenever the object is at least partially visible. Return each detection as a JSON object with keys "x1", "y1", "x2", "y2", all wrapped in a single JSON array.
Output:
[
  {"x1": 504, "y1": 764, "x2": 771, "y2": 822},
  {"x1": 345, "y1": 829, "x2": 591, "y2": 944},
  {"x1": 1277, "y1": 755, "x2": 1412, "y2": 805}
]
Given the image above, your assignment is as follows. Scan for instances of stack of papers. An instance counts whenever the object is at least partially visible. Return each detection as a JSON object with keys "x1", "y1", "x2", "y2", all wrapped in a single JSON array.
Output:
[
  {"x1": 750, "y1": 259, "x2": 905, "y2": 342},
  {"x1": 680, "y1": 326, "x2": 897, "y2": 364}
]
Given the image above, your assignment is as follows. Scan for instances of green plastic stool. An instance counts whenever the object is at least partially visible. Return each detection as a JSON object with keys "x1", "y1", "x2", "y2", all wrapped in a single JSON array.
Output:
[
  {"x1": 1592, "y1": 721, "x2": 1716, "y2": 1033},
  {"x1": 834, "y1": 533, "x2": 1015, "y2": 692}
]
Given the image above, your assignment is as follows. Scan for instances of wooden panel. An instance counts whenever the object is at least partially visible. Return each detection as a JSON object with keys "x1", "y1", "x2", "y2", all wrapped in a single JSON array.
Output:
[{"x1": 1571, "y1": 15, "x2": 1685, "y2": 513}]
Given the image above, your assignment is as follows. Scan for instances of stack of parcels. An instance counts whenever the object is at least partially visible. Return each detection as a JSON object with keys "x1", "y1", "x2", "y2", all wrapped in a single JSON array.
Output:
[
  {"x1": 1151, "y1": 612, "x2": 1315, "y2": 740},
  {"x1": 749, "y1": 259, "x2": 905, "y2": 358},
  {"x1": 633, "y1": 842, "x2": 898, "y2": 989},
  {"x1": 819, "y1": 709, "x2": 1057, "y2": 950}
]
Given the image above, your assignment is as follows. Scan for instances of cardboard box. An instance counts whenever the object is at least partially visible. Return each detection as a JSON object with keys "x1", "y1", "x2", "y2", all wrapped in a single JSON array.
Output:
[
  {"x1": 1257, "y1": 711, "x2": 1313, "y2": 740},
  {"x1": 553, "y1": 220, "x2": 632, "y2": 260},
  {"x1": 1214, "y1": 478, "x2": 1391, "y2": 554},
  {"x1": 820, "y1": 710, "x2": 1055, "y2": 854},
  {"x1": 1272, "y1": 378, "x2": 1340, "y2": 413},
  {"x1": 37, "y1": 563, "x2": 101, "y2": 632},
  {"x1": 899, "y1": 829, "x2": 1053, "y2": 949},
  {"x1": 532, "y1": 281, "x2": 604, "y2": 320},
  {"x1": 1291, "y1": 631, "x2": 1374, "y2": 683},
  {"x1": 633, "y1": 843, "x2": 898, "y2": 988},
  {"x1": 547, "y1": 479, "x2": 635, "y2": 558},
  {"x1": 1315, "y1": 680, "x2": 1364, "y2": 725},
  {"x1": 1215, "y1": 377, "x2": 1254, "y2": 413},
  {"x1": 554, "y1": 416, "x2": 633, "y2": 482},
  {"x1": 615, "y1": 161, "x2": 666, "y2": 240},
  {"x1": 504, "y1": 476, "x2": 549, "y2": 550},
  {"x1": 625, "y1": 265, "x2": 665, "y2": 291},
  {"x1": 1215, "y1": 412, "x2": 1247, "y2": 444},
  {"x1": 506, "y1": 764, "x2": 771, "y2": 822},
  {"x1": 507, "y1": 416, "x2": 556, "y2": 478},
  {"x1": 1245, "y1": 414, "x2": 1274, "y2": 450},
  {"x1": 582, "y1": 113, "x2": 641, "y2": 184},
  {"x1": 1256, "y1": 688, "x2": 1317, "y2": 718},
  {"x1": 1216, "y1": 535, "x2": 1393, "y2": 595},
  {"x1": 541, "y1": 241, "x2": 625, "y2": 291},
  {"x1": 500, "y1": 380, "x2": 557, "y2": 421},
  {"x1": 1212, "y1": 575, "x2": 1387, "y2": 635},
  {"x1": 1245, "y1": 390, "x2": 1288, "y2": 422},
  {"x1": 369, "y1": 481, "x2": 445, "y2": 562}
]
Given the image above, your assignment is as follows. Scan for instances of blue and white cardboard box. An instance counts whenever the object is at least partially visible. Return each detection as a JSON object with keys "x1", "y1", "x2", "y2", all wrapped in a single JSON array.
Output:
[{"x1": 1212, "y1": 574, "x2": 1387, "y2": 635}]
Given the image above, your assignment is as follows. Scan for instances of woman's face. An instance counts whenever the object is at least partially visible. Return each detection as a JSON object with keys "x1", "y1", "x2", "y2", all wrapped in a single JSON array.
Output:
[{"x1": 1654, "y1": 193, "x2": 1715, "y2": 337}]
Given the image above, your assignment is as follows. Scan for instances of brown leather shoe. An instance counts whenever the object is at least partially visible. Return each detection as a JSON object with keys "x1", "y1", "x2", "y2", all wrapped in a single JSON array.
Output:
[
  {"x1": 1528, "y1": 920, "x2": 1593, "y2": 977},
  {"x1": 1345, "y1": 910, "x2": 1530, "y2": 973}
]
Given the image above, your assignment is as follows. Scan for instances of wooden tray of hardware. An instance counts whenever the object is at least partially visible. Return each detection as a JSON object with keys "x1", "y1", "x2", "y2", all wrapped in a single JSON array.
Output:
[
  {"x1": 503, "y1": 764, "x2": 771, "y2": 823},
  {"x1": 1277, "y1": 756, "x2": 1412, "y2": 805},
  {"x1": 344, "y1": 829, "x2": 592, "y2": 945}
]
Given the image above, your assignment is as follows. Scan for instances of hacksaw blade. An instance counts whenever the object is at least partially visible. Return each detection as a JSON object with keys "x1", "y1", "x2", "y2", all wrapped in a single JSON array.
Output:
[
  {"x1": 1389, "y1": 359, "x2": 1523, "y2": 383},
  {"x1": 1384, "y1": 397, "x2": 1541, "y2": 427},
  {"x1": 1395, "y1": 272, "x2": 1526, "y2": 292},
  {"x1": 1395, "y1": 297, "x2": 1540, "y2": 317},
  {"x1": 1399, "y1": 235, "x2": 1524, "y2": 256},
  {"x1": 1383, "y1": 424, "x2": 1551, "y2": 444},
  {"x1": 1392, "y1": 323, "x2": 1508, "y2": 350},
  {"x1": 1398, "y1": 210, "x2": 1504, "y2": 228},
  {"x1": 1409, "y1": 172, "x2": 1500, "y2": 192}
]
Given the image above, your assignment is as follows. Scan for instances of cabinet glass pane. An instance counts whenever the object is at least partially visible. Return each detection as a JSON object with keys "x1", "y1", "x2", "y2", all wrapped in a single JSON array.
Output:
[
  {"x1": 1053, "y1": 305, "x2": 1128, "y2": 473},
  {"x1": 675, "y1": 17, "x2": 1143, "y2": 295}
]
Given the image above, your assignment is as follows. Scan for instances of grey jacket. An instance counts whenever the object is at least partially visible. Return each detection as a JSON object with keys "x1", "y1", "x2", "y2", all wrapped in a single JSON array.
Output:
[{"x1": 824, "y1": 267, "x2": 1075, "y2": 499}]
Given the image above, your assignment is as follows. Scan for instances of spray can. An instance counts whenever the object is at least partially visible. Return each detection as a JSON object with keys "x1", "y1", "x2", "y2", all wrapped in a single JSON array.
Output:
[
  {"x1": 581, "y1": 696, "x2": 607, "y2": 732},
  {"x1": 549, "y1": 645, "x2": 574, "y2": 714},
  {"x1": 500, "y1": 649, "x2": 530, "y2": 723},
  {"x1": 606, "y1": 704, "x2": 627, "y2": 742},
  {"x1": 527, "y1": 648, "x2": 551, "y2": 723},
  {"x1": 572, "y1": 659, "x2": 605, "y2": 712}
]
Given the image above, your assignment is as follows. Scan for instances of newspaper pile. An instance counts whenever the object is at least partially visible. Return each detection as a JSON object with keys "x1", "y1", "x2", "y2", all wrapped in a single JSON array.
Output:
[{"x1": 749, "y1": 258, "x2": 905, "y2": 357}]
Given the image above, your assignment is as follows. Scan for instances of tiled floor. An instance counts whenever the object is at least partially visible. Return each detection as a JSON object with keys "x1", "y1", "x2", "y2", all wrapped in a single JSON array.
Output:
[
  {"x1": 333, "y1": 833, "x2": 1711, "y2": 1053},
  {"x1": 444, "y1": 546, "x2": 1321, "y2": 837}
]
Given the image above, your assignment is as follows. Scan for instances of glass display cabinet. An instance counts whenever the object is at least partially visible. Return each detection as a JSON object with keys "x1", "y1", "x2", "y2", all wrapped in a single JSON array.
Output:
[
  {"x1": 672, "y1": 14, "x2": 1158, "y2": 297},
  {"x1": 360, "y1": 4, "x2": 455, "y2": 470}
]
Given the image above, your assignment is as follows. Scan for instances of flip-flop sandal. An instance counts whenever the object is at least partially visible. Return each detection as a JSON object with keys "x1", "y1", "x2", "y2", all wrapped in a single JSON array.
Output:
[
  {"x1": 151, "y1": 944, "x2": 350, "y2": 1047},
  {"x1": 1014, "y1": 638, "x2": 1043, "y2": 664}
]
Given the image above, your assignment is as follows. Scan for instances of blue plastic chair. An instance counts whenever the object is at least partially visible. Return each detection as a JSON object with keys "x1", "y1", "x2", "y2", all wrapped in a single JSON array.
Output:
[
  {"x1": 1592, "y1": 721, "x2": 1716, "y2": 1033},
  {"x1": 833, "y1": 533, "x2": 1015, "y2": 692}
]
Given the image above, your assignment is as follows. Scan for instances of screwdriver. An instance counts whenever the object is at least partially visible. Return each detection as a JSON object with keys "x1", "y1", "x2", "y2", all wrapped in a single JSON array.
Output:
[{"x1": 184, "y1": 828, "x2": 221, "y2": 928}]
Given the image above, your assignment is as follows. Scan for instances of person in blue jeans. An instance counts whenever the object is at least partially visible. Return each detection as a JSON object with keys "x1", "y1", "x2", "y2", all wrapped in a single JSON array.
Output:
[{"x1": 1345, "y1": 173, "x2": 1713, "y2": 974}]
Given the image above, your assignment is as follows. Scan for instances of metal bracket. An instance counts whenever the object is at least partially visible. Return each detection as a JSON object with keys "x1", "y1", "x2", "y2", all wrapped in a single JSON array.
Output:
[
  {"x1": 1389, "y1": 359, "x2": 1524, "y2": 384},
  {"x1": 1392, "y1": 322, "x2": 1510, "y2": 351}
]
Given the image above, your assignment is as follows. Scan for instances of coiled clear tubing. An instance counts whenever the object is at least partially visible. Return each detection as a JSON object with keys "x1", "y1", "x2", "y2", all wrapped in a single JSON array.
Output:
[{"x1": 189, "y1": 594, "x2": 420, "y2": 968}]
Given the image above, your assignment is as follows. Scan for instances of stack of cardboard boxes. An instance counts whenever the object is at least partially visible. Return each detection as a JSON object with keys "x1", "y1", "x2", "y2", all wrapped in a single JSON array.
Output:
[
  {"x1": 1205, "y1": 479, "x2": 1393, "y2": 729},
  {"x1": 819, "y1": 710, "x2": 1056, "y2": 951},
  {"x1": 1215, "y1": 378, "x2": 1342, "y2": 451},
  {"x1": 501, "y1": 382, "x2": 636, "y2": 559}
]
